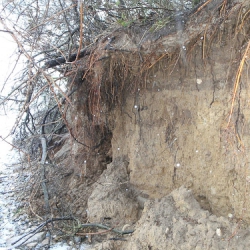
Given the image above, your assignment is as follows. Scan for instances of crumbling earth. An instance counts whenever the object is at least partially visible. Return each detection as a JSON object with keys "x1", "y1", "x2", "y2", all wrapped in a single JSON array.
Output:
[{"x1": 86, "y1": 159, "x2": 250, "y2": 250}]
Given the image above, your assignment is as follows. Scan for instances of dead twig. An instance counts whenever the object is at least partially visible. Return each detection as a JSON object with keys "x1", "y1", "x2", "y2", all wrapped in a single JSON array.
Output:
[
  {"x1": 80, "y1": 223, "x2": 134, "y2": 235},
  {"x1": 11, "y1": 217, "x2": 76, "y2": 246},
  {"x1": 76, "y1": 227, "x2": 114, "y2": 236}
]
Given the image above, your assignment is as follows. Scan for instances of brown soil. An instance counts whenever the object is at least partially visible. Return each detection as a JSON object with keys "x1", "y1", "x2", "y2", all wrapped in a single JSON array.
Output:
[
  {"x1": 89, "y1": 186, "x2": 250, "y2": 250},
  {"x1": 28, "y1": 1, "x2": 250, "y2": 249}
]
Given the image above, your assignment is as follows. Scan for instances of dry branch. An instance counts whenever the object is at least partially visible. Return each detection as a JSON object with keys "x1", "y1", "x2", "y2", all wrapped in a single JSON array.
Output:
[
  {"x1": 79, "y1": 223, "x2": 134, "y2": 235},
  {"x1": 44, "y1": 48, "x2": 91, "y2": 68},
  {"x1": 11, "y1": 217, "x2": 76, "y2": 246}
]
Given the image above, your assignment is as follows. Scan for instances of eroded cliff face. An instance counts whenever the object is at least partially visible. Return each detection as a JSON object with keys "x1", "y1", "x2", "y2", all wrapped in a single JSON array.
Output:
[
  {"x1": 48, "y1": 2, "x2": 250, "y2": 248},
  {"x1": 110, "y1": 38, "x2": 250, "y2": 223},
  {"x1": 83, "y1": 39, "x2": 250, "y2": 249}
]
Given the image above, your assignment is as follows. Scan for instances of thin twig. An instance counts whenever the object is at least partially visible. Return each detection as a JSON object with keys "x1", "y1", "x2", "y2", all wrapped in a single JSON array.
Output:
[
  {"x1": 80, "y1": 223, "x2": 134, "y2": 235},
  {"x1": 12, "y1": 217, "x2": 76, "y2": 246}
]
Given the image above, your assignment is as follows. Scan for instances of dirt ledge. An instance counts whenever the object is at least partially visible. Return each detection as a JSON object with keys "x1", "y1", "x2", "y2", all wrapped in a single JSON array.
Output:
[{"x1": 89, "y1": 185, "x2": 250, "y2": 250}]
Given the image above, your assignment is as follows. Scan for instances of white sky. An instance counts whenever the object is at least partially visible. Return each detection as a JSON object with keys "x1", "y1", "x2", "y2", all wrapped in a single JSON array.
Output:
[{"x1": 0, "y1": 31, "x2": 20, "y2": 166}]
